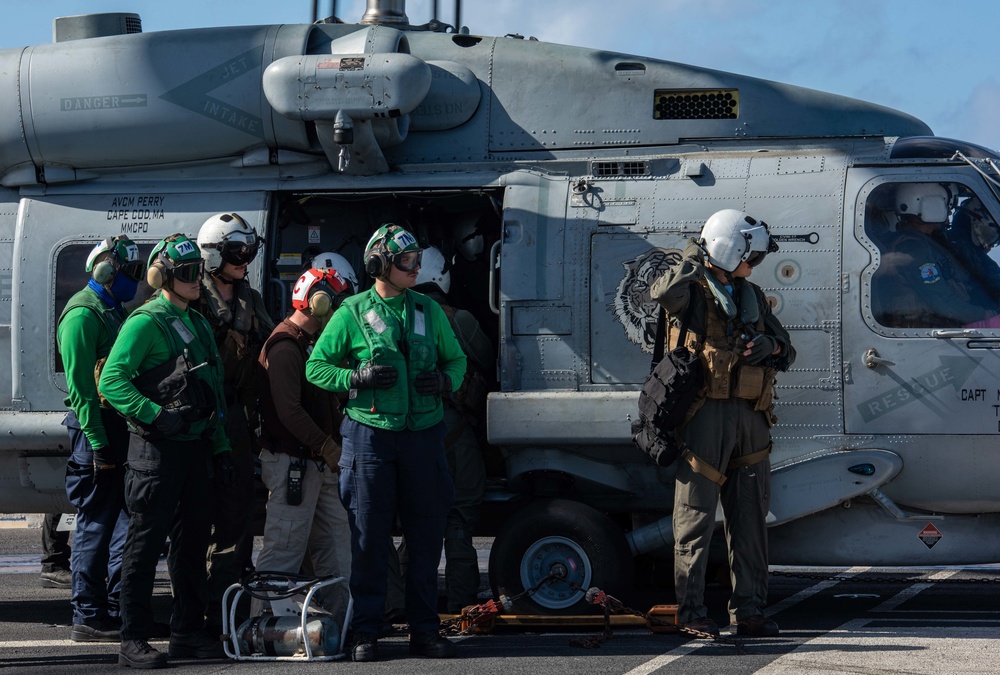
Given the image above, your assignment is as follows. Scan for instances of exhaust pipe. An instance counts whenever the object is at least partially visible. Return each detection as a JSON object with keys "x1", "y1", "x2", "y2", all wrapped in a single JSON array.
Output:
[
  {"x1": 361, "y1": 0, "x2": 409, "y2": 26},
  {"x1": 626, "y1": 516, "x2": 674, "y2": 556}
]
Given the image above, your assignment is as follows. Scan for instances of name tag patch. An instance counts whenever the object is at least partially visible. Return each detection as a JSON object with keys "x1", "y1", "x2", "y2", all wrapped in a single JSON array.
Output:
[
  {"x1": 170, "y1": 318, "x2": 195, "y2": 344},
  {"x1": 364, "y1": 309, "x2": 388, "y2": 334}
]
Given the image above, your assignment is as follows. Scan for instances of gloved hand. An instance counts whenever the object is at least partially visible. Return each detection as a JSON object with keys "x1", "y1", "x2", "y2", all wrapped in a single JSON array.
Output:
[
  {"x1": 414, "y1": 370, "x2": 452, "y2": 396},
  {"x1": 349, "y1": 364, "x2": 398, "y2": 390},
  {"x1": 153, "y1": 406, "x2": 191, "y2": 437},
  {"x1": 743, "y1": 334, "x2": 779, "y2": 365},
  {"x1": 213, "y1": 451, "x2": 237, "y2": 487},
  {"x1": 92, "y1": 446, "x2": 118, "y2": 471},
  {"x1": 682, "y1": 238, "x2": 706, "y2": 263},
  {"x1": 316, "y1": 436, "x2": 342, "y2": 473}
]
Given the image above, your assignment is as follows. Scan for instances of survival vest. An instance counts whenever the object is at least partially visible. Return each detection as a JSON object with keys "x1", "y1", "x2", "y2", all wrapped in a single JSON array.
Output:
[
  {"x1": 197, "y1": 277, "x2": 267, "y2": 407},
  {"x1": 127, "y1": 303, "x2": 224, "y2": 437},
  {"x1": 341, "y1": 289, "x2": 443, "y2": 431},
  {"x1": 57, "y1": 286, "x2": 127, "y2": 408},
  {"x1": 668, "y1": 277, "x2": 777, "y2": 417},
  {"x1": 257, "y1": 320, "x2": 340, "y2": 457}
]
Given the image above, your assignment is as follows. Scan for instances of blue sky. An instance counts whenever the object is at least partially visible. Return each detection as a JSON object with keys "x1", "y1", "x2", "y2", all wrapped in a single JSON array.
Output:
[{"x1": 2, "y1": 0, "x2": 998, "y2": 150}]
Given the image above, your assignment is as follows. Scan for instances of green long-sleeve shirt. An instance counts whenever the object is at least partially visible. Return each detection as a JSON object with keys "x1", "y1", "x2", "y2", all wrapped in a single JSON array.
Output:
[
  {"x1": 306, "y1": 288, "x2": 467, "y2": 431},
  {"x1": 98, "y1": 293, "x2": 230, "y2": 453},
  {"x1": 57, "y1": 289, "x2": 124, "y2": 450}
]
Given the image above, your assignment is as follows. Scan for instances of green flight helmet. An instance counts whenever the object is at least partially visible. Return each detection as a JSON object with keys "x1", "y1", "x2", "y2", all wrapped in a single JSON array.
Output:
[
  {"x1": 363, "y1": 223, "x2": 422, "y2": 278},
  {"x1": 86, "y1": 236, "x2": 144, "y2": 285},
  {"x1": 147, "y1": 233, "x2": 204, "y2": 289}
]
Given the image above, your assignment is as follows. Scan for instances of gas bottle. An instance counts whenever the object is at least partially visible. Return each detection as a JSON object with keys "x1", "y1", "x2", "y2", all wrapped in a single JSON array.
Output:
[{"x1": 236, "y1": 614, "x2": 340, "y2": 657}]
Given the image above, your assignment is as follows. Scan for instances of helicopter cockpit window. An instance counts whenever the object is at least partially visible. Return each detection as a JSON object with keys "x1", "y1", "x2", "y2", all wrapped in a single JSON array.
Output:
[{"x1": 868, "y1": 182, "x2": 1000, "y2": 329}]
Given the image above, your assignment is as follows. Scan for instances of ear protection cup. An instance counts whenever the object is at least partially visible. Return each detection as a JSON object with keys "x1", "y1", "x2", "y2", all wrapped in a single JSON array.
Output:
[
  {"x1": 92, "y1": 260, "x2": 115, "y2": 285},
  {"x1": 308, "y1": 290, "x2": 333, "y2": 317},
  {"x1": 364, "y1": 251, "x2": 388, "y2": 278},
  {"x1": 90, "y1": 236, "x2": 118, "y2": 284},
  {"x1": 147, "y1": 263, "x2": 166, "y2": 290}
]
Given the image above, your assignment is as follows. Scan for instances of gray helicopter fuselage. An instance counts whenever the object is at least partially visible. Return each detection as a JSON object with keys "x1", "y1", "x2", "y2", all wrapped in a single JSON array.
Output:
[{"x1": 0, "y1": 13, "x2": 998, "y2": 570}]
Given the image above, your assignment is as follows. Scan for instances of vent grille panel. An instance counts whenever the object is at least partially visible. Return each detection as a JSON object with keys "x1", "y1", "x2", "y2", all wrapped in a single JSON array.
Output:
[{"x1": 653, "y1": 89, "x2": 739, "y2": 120}]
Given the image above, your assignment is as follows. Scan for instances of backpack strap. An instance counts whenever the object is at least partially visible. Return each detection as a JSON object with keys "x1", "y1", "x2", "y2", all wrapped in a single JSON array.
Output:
[{"x1": 651, "y1": 283, "x2": 696, "y2": 371}]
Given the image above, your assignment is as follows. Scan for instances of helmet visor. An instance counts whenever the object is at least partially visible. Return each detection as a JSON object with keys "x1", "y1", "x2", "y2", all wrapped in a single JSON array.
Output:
[
  {"x1": 745, "y1": 250, "x2": 769, "y2": 268},
  {"x1": 219, "y1": 235, "x2": 261, "y2": 267},
  {"x1": 392, "y1": 250, "x2": 423, "y2": 272},
  {"x1": 742, "y1": 222, "x2": 779, "y2": 267},
  {"x1": 172, "y1": 261, "x2": 204, "y2": 284}
]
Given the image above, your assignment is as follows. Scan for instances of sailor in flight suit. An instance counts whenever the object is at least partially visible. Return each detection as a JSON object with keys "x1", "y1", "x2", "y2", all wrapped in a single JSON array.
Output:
[
  {"x1": 191, "y1": 213, "x2": 273, "y2": 634},
  {"x1": 650, "y1": 209, "x2": 795, "y2": 638}
]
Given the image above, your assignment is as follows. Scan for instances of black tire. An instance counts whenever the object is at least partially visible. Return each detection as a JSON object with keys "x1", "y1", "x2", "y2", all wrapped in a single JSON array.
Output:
[{"x1": 488, "y1": 499, "x2": 634, "y2": 615}]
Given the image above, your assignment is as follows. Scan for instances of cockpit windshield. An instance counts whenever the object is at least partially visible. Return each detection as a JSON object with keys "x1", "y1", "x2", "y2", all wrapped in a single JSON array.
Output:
[
  {"x1": 889, "y1": 137, "x2": 1000, "y2": 162},
  {"x1": 868, "y1": 181, "x2": 1000, "y2": 329}
]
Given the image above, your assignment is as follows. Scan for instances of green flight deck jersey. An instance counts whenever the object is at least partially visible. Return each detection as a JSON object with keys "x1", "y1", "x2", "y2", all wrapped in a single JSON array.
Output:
[
  {"x1": 57, "y1": 286, "x2": 127, "y2": 450},
  {"x1": 98, "y1": 293, "x2": 230, "y2": 453},
  {"x1": 305, "y1": 288, "x2": 467, "y2": 432}
]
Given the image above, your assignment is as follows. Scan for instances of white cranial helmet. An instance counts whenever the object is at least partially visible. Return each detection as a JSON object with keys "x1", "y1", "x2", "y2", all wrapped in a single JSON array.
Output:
[
  {"x1": 197, "y1": 212, "x2": 261, "y2": 274},
  {"x1": 895, "y1": 183, "x2": 950, "y2": 224},
  {"x1": 311, "y1": 251, "x2": 359, "y2": 294},
  {"x1": 414, "y1": 245, "x2": 451, "y2": 294},
  {"x1": 699, "y1": 209, "x2": 778, "y2": 273}
]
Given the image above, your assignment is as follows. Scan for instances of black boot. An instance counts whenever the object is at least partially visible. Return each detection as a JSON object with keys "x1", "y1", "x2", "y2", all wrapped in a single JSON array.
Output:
[
  {"x1": 350, "y1": 632, "x2": 379, "y2": 662},
  {"x1": 409, "y1": 631, "x2": 457, "y2": 658},
  {"x1": 71, "y1": 617, "x2": 120, "y2": 642},
  {"x1": 168, "y1": 631, "x2": 224, "y2": 658},
  {"x1": 118, "y1": 639, "x2": 168, "y2": 669}
]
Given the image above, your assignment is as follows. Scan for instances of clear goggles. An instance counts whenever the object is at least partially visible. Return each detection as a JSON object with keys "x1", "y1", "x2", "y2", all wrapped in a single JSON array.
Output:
[{"x1": 392, "y1": 250, "x2": 423, "y2": 272}]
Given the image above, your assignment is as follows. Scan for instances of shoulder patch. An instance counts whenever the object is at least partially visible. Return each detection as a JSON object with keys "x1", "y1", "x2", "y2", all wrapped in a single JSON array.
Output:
[{"x1": 919, "y1": 262, "x2": 941, "y2": 284}]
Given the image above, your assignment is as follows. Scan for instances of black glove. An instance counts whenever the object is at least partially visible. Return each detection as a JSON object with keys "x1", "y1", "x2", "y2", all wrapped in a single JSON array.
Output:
[
  {"x1": 349, "y1": 364, "x2": 398, "y2": 390},
  {"x1": 92, "y1": 446, "x2": 118, "y2": 471},
  {"x1": 213, "y1": 451, "x2": 237, "y2": 487},
  {"x1": 414, "y1": 370, "x2": 452, "y2": 396},
  {"x1": 743, "y1": 334, "x2": 778, "y2": 365},
  {"x1": 153, "y1": 406, "x2": 191, "y2": 437}
]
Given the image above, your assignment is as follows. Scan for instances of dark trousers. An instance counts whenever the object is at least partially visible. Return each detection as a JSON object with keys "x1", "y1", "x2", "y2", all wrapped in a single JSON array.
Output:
[
  {"x1": 204, "y1": 415, "x2": 255, "y2": 631},
  {"x1": 119, "y1": 433, "x2": 213, "y2": 640},
  {"x1": 339, "y1": 418, "x2": 454, "y2": 636},
  {"x1": 385, "y1": 406, "x2": 486, "y2": 614},
  {"x1": 63, "y1": 409, "x2": 129, "y2": 624},
  {"x1": 41, "y1": 513, "x2": 71, "y2": 573}
]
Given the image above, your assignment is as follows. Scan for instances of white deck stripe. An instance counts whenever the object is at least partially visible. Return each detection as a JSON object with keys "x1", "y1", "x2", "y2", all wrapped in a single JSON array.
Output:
[{"x1": 621, "y1": 567, "x2": 870, "y2": 674}]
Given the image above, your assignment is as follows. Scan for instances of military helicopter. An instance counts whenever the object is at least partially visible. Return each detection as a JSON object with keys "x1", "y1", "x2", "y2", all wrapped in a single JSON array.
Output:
[{"x1": 3, "y1": 0, "x2": 1000, "y2": 615}]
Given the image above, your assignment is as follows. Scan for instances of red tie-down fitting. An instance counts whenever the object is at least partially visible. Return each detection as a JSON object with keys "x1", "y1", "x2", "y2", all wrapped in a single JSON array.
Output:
[
  {"x1": 585, "y1": 587, "x2": 624, "y2": 613},
  {"x1": 458, "y1": 595, "x2": 512, "y2": 633}
]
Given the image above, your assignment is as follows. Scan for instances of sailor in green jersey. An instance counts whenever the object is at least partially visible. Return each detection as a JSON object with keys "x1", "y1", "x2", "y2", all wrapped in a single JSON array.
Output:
[
  {"x1": 58, "y1": 235, "x2": 144, "y2": 643},
  {"x1": 306, "y1": 224, "x2": 466, "y2": 662},
  {"x1": 99, "y1": 233, "x2": 231, "y2": 669}
]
